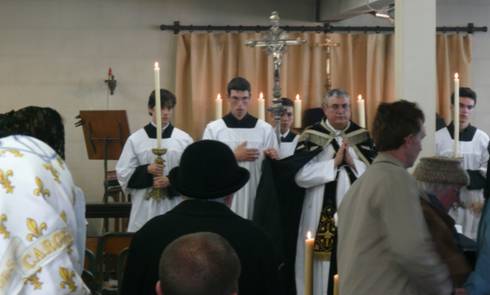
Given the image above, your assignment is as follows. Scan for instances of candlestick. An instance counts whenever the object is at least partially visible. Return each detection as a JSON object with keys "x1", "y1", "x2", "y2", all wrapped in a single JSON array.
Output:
[
  {"x1": 454, "y1": 73, "x2": 460, "y2": 157},
  {"x1": 357, "y1": 94, "x2": 366, "y2": 128},
  {"x1": 258, "y1": 92, "x2": 265, "y2": 121},
  {"x1": 215, "y1": 93, "x2": 223, "y2": 120},
  {"x1": 294, "y1": 94, "x2": 302, "y2": 128},
  {"x1": 304, "y1": 231, "x2": 314, "y2": 295},
  {"x1": 154, "y1": 62, "x2": 162, "y2": 149},
  {"x1": 333, "y1": 274, "x2": 339, "y2": 295}
]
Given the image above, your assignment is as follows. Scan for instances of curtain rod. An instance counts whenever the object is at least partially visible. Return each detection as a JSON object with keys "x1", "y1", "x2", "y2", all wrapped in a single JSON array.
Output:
[{"x1": 160, "y1": 22, "x2": 487, "y2": 34}]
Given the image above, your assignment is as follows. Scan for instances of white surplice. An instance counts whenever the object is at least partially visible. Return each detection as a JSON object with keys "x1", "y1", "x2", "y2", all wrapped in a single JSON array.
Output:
[
  {"x1": 0, "y1": 135, "x2": 89, "y2": 295},
  {"x1": 278, "y1": 130, "x2": 299, "y2": 159},
  {"x1": 202, "y1": 114, "x2": 278, "y2": 219},
  {"x1": 436, "y1": 124, "x2": 489, "y2": 240},
  {"x1": 116, "y1": 123, "x2": 193, "y2": 232},
  {"x1": 294, "y1": 120, "x2": 368, "y2": 295}
]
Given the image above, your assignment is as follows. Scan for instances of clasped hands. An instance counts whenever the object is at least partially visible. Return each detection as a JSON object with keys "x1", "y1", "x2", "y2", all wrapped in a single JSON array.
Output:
[
  {"x1": 234, "y1": 141, "x2": 279, "y2": 161},
  {"x1": 147, "y1": 163, "x2": 170, "y2": 189},
  {"x1": 334, "y1": 142, "x2": 356, "y2": 171}
]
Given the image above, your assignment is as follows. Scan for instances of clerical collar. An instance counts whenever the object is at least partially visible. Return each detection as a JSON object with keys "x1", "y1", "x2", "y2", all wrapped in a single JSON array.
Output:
[
  {"x1": 144, "y1": 123, "x2": 174, "y2": 139},
  {"x1": 222, "y1": 113, "x2": 257, "y2": 128},
  {"x1": 447, "y1": 122, "x2": 477, "y2": 142},
  {"x1": 281, "y1": 130, "x2": 297, "y2": 142},
  {"x1": 325, "y1": 119, "x2": 350, "y2": 136}
]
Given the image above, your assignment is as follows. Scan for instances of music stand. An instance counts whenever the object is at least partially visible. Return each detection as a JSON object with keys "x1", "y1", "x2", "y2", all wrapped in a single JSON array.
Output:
[{"x1": 77, "y1": 110, "x2": 130, "y2": 231}]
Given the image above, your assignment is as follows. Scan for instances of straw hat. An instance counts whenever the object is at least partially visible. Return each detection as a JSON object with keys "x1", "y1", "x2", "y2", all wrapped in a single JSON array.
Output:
[{"x1": 413, "y1": 156, "x2": 469, "y2": 186}]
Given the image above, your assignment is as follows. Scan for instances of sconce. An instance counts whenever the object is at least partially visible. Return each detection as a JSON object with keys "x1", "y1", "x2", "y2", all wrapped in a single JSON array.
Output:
[{"x1": 105, "y1": 67, "x2": 117, "y2": 95}]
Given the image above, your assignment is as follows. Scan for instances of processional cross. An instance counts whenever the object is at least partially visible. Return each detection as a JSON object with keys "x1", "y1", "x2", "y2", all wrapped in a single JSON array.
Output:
[
  {"x1": 318, "y1": 36, "x2": 340, "y2": 91},
  {"x1": 245, "y1": 11, "x2": 305, "y2": 143}
]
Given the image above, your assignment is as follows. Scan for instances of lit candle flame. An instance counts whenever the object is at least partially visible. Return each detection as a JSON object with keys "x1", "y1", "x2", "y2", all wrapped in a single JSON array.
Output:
[
  {"x1": 306, "y1": 231, "x2": 312, "y2": 240},
  {"x1": 296, "y1": 94, "x2": 300, "y2": 100},
  {"x1": 454, "y1": 73, "x2": 459, "y2": 80},
  {"x1": 154, "y1": 62, "x2": 159, "y2": 70},
  {"x1": 358, "y1": 94, "x2": 363, "y2": 101},
  {"x1": 217, "y1": 93, "x2": 221, "y2": 100},
  {"x1": 259, "y1": 92, "x2": 264, "y2": 100}
]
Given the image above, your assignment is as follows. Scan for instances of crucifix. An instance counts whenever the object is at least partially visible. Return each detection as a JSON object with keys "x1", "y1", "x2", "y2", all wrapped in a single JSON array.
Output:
[
  {"x1": 245, "y1": 11, "x2": 305, "y2": 143},
  {"x1": 318, "y1": 36, "x2": 340, "y2": 91}
]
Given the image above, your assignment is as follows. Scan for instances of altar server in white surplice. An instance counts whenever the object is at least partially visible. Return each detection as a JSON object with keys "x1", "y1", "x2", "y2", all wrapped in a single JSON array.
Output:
[
  {"x1": 116, "y1": 89, "x2": 193, "y2": 232},
  {"x1": 203, "y1": 77, "x2": 279, "y2": 219},
  {"x1": 276, "y1": 98, "x2": 299, "y2": 159},
  {"x1": 436, "y1": 87, "x2": 489, "y2": 240},
  {"x1": 0, "y1": 106, "x2": 89, "y2": 294}
]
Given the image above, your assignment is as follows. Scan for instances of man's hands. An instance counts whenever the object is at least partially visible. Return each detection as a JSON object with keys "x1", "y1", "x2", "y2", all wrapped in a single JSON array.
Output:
[
  {"x1": 334, "y1": 142, "x2": 356, "y2": 171},
  {"x1": 234, "y1": 141, "x2": 260, "y2": 162},
  {"x1": 147, "y1": 163, "x2": 169, "y2": 188}
]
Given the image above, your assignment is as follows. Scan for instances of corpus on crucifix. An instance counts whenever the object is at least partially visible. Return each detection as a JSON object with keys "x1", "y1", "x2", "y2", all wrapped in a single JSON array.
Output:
[
  {"x1": 318, "y1": 36, "x2": 340, "y2": 92},
  {"x1": 246, "y1": 11, "x2": 305, "y2": 143}
]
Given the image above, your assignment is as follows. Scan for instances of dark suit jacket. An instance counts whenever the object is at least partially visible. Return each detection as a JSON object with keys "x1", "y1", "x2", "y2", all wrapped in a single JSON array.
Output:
[{"x1": 121, "y1": 199, "x2": 281, "y2": 295}]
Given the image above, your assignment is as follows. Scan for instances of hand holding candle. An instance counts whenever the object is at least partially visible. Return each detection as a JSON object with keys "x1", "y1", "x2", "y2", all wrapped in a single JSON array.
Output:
[
  {"x1": 454, "y1": 73, "x2": 460, "y2": 157},
  {"x1": 258, "y1": 92, "x2": 265, "y2": 121},
  {"x1": 304, "y1": 231, "x2": 314, "y2": 295},
  {"x1": 154, "y1": 62, "x2": 162, "y2": 149},
  {"x1": 294, "y1": 94, "x2": 302, "y2": 128},
  {"x1": 357, "y1": 94, "x2": 366, "y2": 128},
  {"x1": 215, "y1": 93, "x2": 222, "y2": 119}
]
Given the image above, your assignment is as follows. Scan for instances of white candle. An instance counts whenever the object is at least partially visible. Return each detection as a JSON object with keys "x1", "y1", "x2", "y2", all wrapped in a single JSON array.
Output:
[
  {"x1": 154, "y1": 62, "x2": 162, "y2": 149},
  {"x1": 215, "y1": 93, "x2": 222, "y2": 120},
  {"x1": 334, "y1": 274, "x2": 339, "y2": 295},
  {"x1": 304, "y1": 231, "x2": 314, "y2": 295},
  {"x1": 357, "y1": 94, "x2": 366, "y2": 128},
  {"x1": 454, "y1": 73, "x2": 460, "y2": 157},
  {"x1": 258, "y1": 92, "x2": 265, "y2": 121},
  {"x1": 294, "y1": 94, "x2": 302, "y2": 128}
]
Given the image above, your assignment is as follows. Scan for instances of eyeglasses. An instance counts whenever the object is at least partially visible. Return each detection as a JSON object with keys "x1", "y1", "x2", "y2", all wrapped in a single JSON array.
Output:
[{"x1": 327, "y1": 104, "x2": 350, "y2": 111}]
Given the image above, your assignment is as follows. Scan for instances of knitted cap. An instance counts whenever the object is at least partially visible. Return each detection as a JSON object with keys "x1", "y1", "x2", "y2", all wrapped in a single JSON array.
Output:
[{"x1": 413, "y1": 156, "x2": 469, "y2": 186}]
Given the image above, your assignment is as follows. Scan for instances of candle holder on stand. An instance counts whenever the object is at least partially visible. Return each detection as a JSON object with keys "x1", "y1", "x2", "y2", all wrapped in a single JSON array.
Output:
[{"x1": 147, "y1": 147, "x2": 168, "y2": 200}]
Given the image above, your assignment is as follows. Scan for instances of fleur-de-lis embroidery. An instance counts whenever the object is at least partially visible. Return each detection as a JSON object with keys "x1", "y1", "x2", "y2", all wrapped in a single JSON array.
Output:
[
  {"x1": 33, "y1": 177, "x2": 50, "y2": 197},
  {"x1": 60, "y1": 211, "x2": 67, "y2": 224},
  {"x1": 0, "y1": 169, "x2": 14, "y2": 194},
  {"x1": 26, "y1": 218, "x2": 47, "y2": 241},
  {"x1": 42, "y1": 163, "x2": 60, "y2": 183},
  {"x1": 59, "y1": 267, "x2": 77, "y2": 292},
  {"x1": 24, "y1": 268, "x2": 43, "y2": 289},
  {"x1": 0, "y1": 214, "x2": 10, "y2": 239},
  {"x1": 56, "y1": 156, "x2": 65, "y2": 170},
  {"x1": 8, "y1": 149, "x2": 23, "y2": 157}
]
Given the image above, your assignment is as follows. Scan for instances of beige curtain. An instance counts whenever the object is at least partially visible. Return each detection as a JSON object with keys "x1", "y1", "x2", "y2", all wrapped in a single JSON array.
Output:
[{"x1": 175, "y1": 32, "x2": 471, "y2": 139}]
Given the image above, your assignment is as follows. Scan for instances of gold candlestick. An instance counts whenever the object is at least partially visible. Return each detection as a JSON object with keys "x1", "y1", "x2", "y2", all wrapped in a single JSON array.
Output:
[{"x1": 147, "y1": 147, "x2": 168, "y2": 200}]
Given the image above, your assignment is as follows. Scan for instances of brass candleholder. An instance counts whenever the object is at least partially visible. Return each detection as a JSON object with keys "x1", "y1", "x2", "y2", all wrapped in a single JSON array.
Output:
[{"x1": 147, "y1": 147, "x2": 168, "y2": 200}]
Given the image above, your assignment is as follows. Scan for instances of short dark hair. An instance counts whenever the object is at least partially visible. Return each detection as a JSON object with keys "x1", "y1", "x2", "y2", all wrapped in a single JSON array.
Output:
[
  {"x1": 159, "y1": 232, "x2": 241, "y2": 295},
  {"x1": 451, "y1": 87, "x2": 477, "y2": 105},
  {"x1": 372, "y1": 100, "x2": 425, "y2": 152},
  {"x1": 0, "y1": 106, "x2": 65, "y2": 159},
  {"x1": 148, "y1": 89, "x2": 176, "y2": 109},
  {"x1": 281, "y1": 97, "x2": 294, "y2": 107},
  {"x1": 227, "y1": 77, "x2": 251, "y2": 96}
]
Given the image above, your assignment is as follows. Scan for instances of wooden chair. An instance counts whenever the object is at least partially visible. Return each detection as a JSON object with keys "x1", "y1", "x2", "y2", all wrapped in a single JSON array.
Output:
[
  {"x1": 95, "y1": 232, "x2": 134, "y2": 294},
  {"x1": 103, "y1": 170, "x2": 129, "y2": 232}
]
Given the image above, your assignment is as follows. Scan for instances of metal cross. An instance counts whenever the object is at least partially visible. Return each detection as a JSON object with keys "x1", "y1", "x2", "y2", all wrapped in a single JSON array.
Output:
[
  {"x1": 246, "y1": 11, "x2": 305, "y2": 143},
  {"x1": 318, "y1": 36, "x2": 340, "y2": 91}
]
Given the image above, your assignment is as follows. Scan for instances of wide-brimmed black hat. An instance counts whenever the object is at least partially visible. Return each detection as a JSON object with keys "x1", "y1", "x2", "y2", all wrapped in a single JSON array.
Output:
[{"x1": 169, "y1": 140, "x2": 250, "y2": 199}]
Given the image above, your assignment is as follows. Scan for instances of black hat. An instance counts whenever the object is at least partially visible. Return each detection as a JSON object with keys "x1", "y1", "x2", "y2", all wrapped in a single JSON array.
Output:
[{"x1": 169, "y1": 140, "x2": 250, "y2": 199}]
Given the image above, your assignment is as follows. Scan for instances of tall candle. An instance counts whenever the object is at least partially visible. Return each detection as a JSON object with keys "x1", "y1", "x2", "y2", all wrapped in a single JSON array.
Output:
[
  {"x1": 294, "y1": 94, "x2": 302, "y2": 128},
  {"x1": 357, "y1": 94, "x2": 366, "y2": 128},
  {"x1": 333, "y1": 274, "x2": 339, "y2": 295},
  {"x1": 215, "y1": 93, "x2": 222, "y2": 119},
  {"x1": 454, "y1": 73, "x2": 460, "y2": 157},
  {"x1": 304, "y1": 231, "x2": 314, "y2": 295},
  {"x1": 258, "y1": 92, "x2": 265, "y2": 121},
  {"x1": 154, "y1": 62, "x2": 162, "y2": 149}
]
